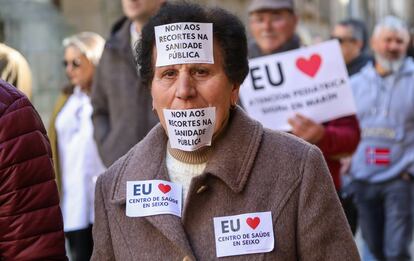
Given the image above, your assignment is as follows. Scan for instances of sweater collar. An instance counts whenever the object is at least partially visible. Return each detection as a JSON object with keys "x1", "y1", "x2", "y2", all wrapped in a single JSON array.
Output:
[{"x1": 110, "y1": 106, "x2": 264, "y2": 204}]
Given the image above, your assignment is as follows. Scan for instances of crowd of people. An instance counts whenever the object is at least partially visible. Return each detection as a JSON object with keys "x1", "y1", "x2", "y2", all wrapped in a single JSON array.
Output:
[{"x1": 1, "y1": 0, "x2": 414, "y2": 260}]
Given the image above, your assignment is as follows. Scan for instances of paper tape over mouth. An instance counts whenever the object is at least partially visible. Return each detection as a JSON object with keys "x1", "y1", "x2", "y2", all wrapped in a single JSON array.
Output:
[{"x1": 163, "y1": 107, "x2": 216, "y2": 151}]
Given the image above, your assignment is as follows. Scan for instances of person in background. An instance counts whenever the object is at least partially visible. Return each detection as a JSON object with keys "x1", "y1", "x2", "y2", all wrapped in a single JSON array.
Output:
[
  {"x1": 331, "y1": 19, "x2": 371, "y2": 77},
  {"x1": 350, "y1": 16, "x2": 414, "y2": 261},
  {"x1": 247, "y1": 0, "x2": 299, "y2": 58},
  {"x1": 91, "y1": 2, "x2": 359, "y2": 260},
  {"x1": 0, "y1": 79, "x2": 67, "y2": 260},
  {"x1": 0, "y1": 43, "x2": 32, "y2": 99},
  {"x1": 406, "y1": 27, "x2": 414, "y2": 59},
  {"x1": 246, "y1": 0, "x2": 360, "y2": 232},
  {"x1": 49, "y1": 32, "x2": 106, "y2": 261},
  {"x1": 91, "y1": 0, "x2": 165, "y2": 167},
  {"x1": 331, "y1": 18, "x2": 372, "y2": 235}
]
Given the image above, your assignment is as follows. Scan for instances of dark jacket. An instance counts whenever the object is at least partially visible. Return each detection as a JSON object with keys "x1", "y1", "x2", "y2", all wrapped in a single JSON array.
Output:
[
  {"x1": 346, "y1": 53, "x2": 371, "y2": 77},
  {"x1": 247, "y1": 36, "x2": 360, "y2": 190},
  {"x1": 248, "y1": 34, "x2": 301, "y2": 58},
  {"x1": 91, "y1": 17, "x2": 159, "y2": 167},
  {"x1": 92, "y1": 107, "x2": 360, "y2": 260},
  {"x1": 0, "y1": 80, "x2": 67, "y2": 260}
]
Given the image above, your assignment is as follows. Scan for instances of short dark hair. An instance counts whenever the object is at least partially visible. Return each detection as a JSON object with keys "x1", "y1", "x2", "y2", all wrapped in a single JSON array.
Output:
[
  {"x1": 137, "y1": 2, "x2": 249, "y2": 87},
  {"x1": 338, "y1": 18, "x2": 368, "y2": 51}
]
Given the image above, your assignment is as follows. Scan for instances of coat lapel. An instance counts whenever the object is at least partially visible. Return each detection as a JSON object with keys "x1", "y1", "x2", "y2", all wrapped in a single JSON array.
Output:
[
  {"x1": 107, "y1": 108, "x2": 264, "y2": 259},
  {"x1": 110, "y1": 20, "x2": 138, "y2": 71},
  {"x1": 109, "y1": 125, "x2": 195, "y2": 258},
  {"x1": 204, "y1": 108, "x2": 263, "y2": 193}
]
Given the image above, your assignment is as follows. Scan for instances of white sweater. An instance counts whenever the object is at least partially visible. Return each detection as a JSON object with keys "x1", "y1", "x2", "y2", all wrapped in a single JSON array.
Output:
[{"x1": 166, "y1": 150, "x2": 207, "y2": 204}]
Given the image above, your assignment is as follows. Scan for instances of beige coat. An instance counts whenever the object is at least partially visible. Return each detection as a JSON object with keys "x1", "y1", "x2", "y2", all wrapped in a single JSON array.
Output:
[{"x1": 92, "y1": 107, "x2": 360, "y2": 261}]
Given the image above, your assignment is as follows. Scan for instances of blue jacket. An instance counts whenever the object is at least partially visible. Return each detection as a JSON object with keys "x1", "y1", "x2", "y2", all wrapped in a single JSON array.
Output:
[{"x1": 350, "y1": 57, "x2": 414, "y2": 182}]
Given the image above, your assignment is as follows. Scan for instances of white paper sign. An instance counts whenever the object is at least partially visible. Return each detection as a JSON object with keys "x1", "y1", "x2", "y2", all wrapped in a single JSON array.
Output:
[
  {"x1": 155, "y1": 22, "x2": 214, "y2": 67},
  {"x1": 163, "y1": 107, "x2": 215, "y2": 151},
  {"x1": 213, "y1": 212, "x2": 274, "y2": 258},
  {"x1": 126, "y1": 180, "x2": 182, "y2": 218},
  {"x1": 240, "y1": 40, "x2": 357, "y2": 131}
]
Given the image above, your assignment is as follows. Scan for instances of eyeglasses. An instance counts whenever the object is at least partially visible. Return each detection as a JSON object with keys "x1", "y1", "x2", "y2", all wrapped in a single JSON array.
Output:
[
  {"x1": 63, "y1": 58, "x2": 82, "y2": 68},
  {"x1": 330, "y1": 36, "x2": 356, "y2": 44}
]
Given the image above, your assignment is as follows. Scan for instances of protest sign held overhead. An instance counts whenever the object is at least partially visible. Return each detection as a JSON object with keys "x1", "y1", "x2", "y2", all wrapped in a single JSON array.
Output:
[
  {"x1": 163, "y1": 107, "x2": 216, "y2": 151},
  {"x1": 155, "y1": 22, "x2": 213, "y2": 67},
  {"x1": 239, "y1": 40, "x2": 357, "y2": 131}
]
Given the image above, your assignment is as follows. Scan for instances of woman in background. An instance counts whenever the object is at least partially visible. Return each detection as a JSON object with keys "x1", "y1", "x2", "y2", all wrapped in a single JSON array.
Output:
[
  {"x1": 49, "y1": 32, "x2": 106, "y2": 261},
  {"x1": 0, "y1": 43, "x2": 32, "y2": 99}
]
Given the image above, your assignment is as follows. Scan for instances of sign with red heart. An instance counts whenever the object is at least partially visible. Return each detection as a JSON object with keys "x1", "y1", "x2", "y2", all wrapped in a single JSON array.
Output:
[
  {"x1": 158, "y1": 183, "x2": 171, "y2": 194},
  {"x1": 239, "y1": 39, "x2": 357, "y2": 131},
  {"x1": 246, "y1": 217, "x2": 260, "y2": 229},
  {"x1": 296, "y1": 54, "x2": 322, "y2": 78}
]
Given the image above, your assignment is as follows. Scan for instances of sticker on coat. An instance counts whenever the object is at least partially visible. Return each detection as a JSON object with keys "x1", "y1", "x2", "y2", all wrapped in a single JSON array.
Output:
[
  {"x1": 126, "y1": 180, "x2": 182, "y2": 217},
  {"x1": 213, "y1": 211, "x2": 274, "y2": 257}
]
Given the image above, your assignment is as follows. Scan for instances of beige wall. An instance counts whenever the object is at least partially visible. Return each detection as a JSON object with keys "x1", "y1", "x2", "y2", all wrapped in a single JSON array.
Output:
[{"x1": 60, "y1": 0, "x2": 122, "y2": 37}]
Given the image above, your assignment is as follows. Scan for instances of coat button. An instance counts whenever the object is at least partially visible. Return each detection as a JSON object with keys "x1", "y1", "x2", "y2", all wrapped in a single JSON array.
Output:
[
  {"x1": 196, "y1": 185, "x2": 208, "y2": 194},
  {"x1": 182, "y1": 255, "x2": 193, "y2": 261}
]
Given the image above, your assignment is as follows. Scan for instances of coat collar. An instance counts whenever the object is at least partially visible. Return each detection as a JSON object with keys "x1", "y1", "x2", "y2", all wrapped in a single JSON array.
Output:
[
  {"x1": 204, "y1": 107, "x2": 263, "y2": 193},
  {"x1": 110, "y1": 106, "x2": 263, "y2": 203},
  {"x1": 106, "y1": 19, "x2": 136, "y2": 68},
  {"x1": 108, "y1": 107, "x2": 263, "y2": 258}
]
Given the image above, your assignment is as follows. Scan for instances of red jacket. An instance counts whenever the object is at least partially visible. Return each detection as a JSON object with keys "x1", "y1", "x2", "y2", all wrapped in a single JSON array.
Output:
[
  {"x1": 0, "y1": 80, "x2": 67, "y2": 260},
  {"x1": 316, "y1": 115, "x2": 360, "y2": 190}
]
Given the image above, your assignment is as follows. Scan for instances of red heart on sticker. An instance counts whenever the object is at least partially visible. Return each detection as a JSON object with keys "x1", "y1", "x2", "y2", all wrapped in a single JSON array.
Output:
[
  {"x1": 246, "y1": 217, "x2": 260, "y2": 230},
  {"x1": 296, "y1": 54, "x2": 322, "y2": 77},
  {"x1": 158, "y1": 184, "x2": 171, "y2": 194}
]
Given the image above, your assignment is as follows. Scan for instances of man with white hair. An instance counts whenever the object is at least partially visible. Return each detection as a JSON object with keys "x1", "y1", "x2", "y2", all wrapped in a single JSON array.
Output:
[{"x1": 350, "y1": 16, "x2": 414, "y2": 261}]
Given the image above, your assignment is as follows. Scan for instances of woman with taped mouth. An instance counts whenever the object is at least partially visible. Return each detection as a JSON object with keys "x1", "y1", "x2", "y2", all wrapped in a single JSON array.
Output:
[{"x1": 91, "y1": 2, "x2": 359, "y2": 260}]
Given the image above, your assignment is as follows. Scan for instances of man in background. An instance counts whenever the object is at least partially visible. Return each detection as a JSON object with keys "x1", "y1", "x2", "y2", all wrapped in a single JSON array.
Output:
[
  {"x1": 331, "y1": 19, "x2": 371, "y2": 77},
  {"x1": 350, "y1": 16, "x2": 414, "y2": 261},
  {"x1": 247, "y1": 0, "x2": 299, "y2": 58},
  {"x1": 92, "y1": 0, "x2": 165, "y2": 167},
  {"x1": 331, "y1": 18, "x2": 372, "y2": 235}
]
